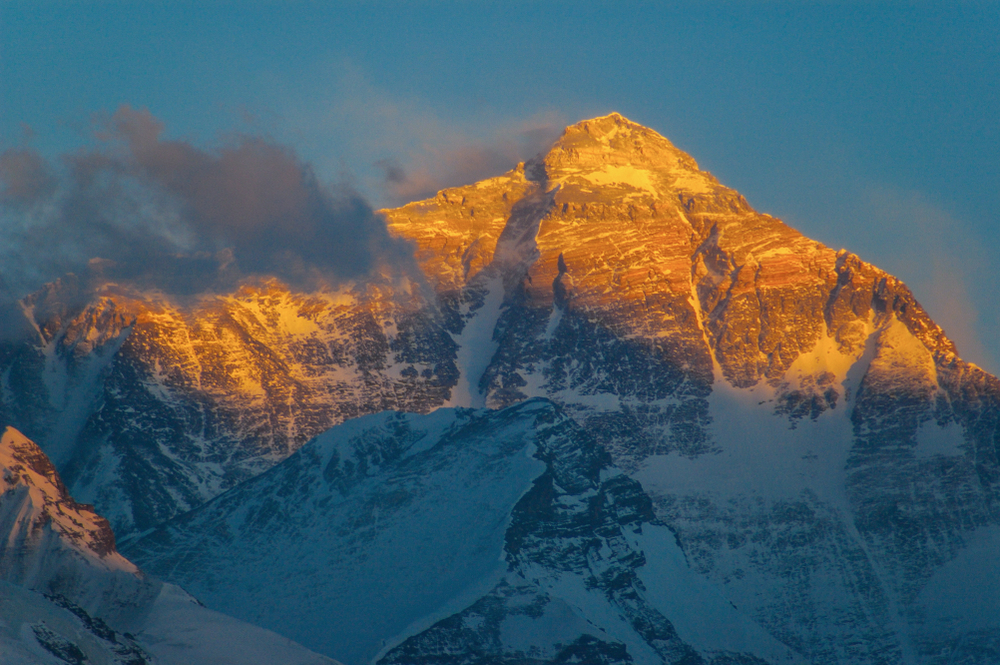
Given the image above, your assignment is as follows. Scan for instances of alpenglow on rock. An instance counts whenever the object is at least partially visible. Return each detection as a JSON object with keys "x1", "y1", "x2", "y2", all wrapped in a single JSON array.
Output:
[
  {"x1": 2, "y1": 113, "x2": 999, "y2": 664},
  {"x1": 382, "y1": 113, "x2": 1000, "y2": 663},
  {"x1": 2, "y1": 276, "x2": 456, "y2": 535},
  {"x1": 0, "y1": 426, "x2": 339, "y2": 665}
]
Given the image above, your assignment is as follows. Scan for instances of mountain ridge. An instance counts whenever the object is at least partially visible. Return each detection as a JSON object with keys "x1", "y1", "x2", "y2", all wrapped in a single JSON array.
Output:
[
  {"x1": 2, "y1": 112, "x2": 998, "y2": 663},
  {"x1": 124, "y1": 398, "x2": 800, "y2": 665},
  {"x1": 0, "y1": 425, "x2": 339, "y2": 664}
]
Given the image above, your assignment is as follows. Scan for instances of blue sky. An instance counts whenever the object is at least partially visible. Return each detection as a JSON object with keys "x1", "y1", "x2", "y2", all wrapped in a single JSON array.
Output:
[{"x1": 2, "y1": 1, "x2": 998, "y2": 372}]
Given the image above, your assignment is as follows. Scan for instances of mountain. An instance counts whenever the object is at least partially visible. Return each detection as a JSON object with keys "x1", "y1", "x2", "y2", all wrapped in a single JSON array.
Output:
[
  {"x1": 0, "y1": 425, "x2": 155, "y2": 621},
  {"x1": 381, "y1": 113, "x2": 1000, "y2": 663},
  {"x1": 124, "y1": 399, "x2": 799, "y2": 665},
  {"x1": 0, "y1": 425, "x2": 338, "y2": 665},
  {"x1": 1, "y1": 275, "x2": 454, "y2": 535},
  {"x1": 2, "y1": 113, "x2": 999, "y2": 663}
]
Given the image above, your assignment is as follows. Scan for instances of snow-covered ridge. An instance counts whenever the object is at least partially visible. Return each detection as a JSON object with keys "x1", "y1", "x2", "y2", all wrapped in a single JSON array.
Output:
[
  {"x1": 0, "y1": 425, "x2": 150, "y2": 623},
  {"x1": 126, "y1": 399, "x2": 798, "y2": 665},
  {"x1": 1, "y1": 426, "x2": 126, "y2": 561},
  {"x1": 2, "y1": 113, "x2": 999, "y2": 664},
  {"x1": 0, "y1": 426, "x2": 340, "y2": 665}
]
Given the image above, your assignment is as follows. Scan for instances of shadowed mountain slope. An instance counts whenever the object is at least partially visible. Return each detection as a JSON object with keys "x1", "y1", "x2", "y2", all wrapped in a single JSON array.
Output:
[
  {"x1": 0, "y1": 426, "x2": 338, "y2": 665},
  {"x1": 3, "y1": 113, "x2": 999, "y2": 663}
]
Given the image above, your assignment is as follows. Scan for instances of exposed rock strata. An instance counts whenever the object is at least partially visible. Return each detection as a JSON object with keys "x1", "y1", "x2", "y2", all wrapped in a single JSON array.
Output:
[
  {"x1": 2, "y1": 278, "x2": 456, "y2": 534},
  {"x1": 382, "y1": 113, "x2": 1000, "y2": 664},
  {"x1": 2, "y1": 113, "x2": 998, "y2": 663}
]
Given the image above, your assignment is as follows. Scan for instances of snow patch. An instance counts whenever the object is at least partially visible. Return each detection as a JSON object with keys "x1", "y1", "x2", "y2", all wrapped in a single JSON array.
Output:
[
  {"x1": 671, "y1": 171, "x2": 714, "y2": 195},
  {"x1": 446, "y1": 276, "x2": 504, "y2": 408},
  {"x1": 783, "y1": 321, "x2": 873, "y2": 388},
  {"x1": 633, "y1": 525, "x2": 802, "y2": 663},
  {"x1": 579, "y1": 165, "x2": 657, "y2": 194},
  {"x1": 138, "y1": 583, "x2": 338, "y2": 665},
  {"x1": 521, "y1": 564, "x2": 664, "y2": 665},
  {"x1": 875, "y1": 318, "x2": 938, "y2": 383},
  {"x1": 634, "y1": 380, "x2": 855, "y2": 505},
  {"x1": 128, "y1": 407, "x2": 549, "y2": 665}
]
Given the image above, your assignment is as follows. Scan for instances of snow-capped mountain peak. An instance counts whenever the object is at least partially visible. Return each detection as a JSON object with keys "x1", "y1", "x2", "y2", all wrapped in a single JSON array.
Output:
[
  {"x1": 2, "y1": 114, "x2": 999, "y2": 664},
  {"x1": 0, "y1": 425, "x2": 139, "y2": 587},
  {"x1": 0, "y1": 426, "x2": 339, "y2": 665}
]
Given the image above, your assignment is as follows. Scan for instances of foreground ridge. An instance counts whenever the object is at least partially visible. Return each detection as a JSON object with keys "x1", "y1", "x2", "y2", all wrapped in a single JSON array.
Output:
[
  {"x1": 126, "y1": 400, "x2": 798, "y2": 665},
  {"x1": 0, "y1": 426, "x2": 339, "y2": 665}
]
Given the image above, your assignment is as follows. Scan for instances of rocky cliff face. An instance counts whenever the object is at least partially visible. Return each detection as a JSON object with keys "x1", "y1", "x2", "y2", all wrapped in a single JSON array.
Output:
[
  {"x1": 2, "y1": 276, "x2": 456, "y2": 534},
  {"x1": 3, "y1": 113, "x2": 999, "y2": 664},
  {"x1": 125, "y1": 400, "x2": 798, "y2": 665},
  {"x1": 382, "y1": 113, "x2": 971, "y2": 467},
  {"x1": 383, "y1": 113, "x2": 1000, "y2": 664},
  {"x1": 0, "y1": 425, "x2": 153, "y2": 620},
  {"x1": 0, "y1": 426, "x2": 338, "y2": 665}
]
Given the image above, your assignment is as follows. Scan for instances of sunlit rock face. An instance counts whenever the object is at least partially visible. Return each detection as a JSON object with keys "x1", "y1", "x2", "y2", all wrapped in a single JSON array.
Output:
[
  {"x1": 382, "y1": 113, "x2": 971, "y2": 467},
  {"x1": 0, "y1": 427, "x2": 338, "y2": 665},
  {"x1": 382, "y1": 113, "x2": 1000, "y2": 664},
  {"x1": 1, "y1": 277, "x2": 457, "y2": 534},
  {"x1": 0, "y1": 425, "x2": 151, "y2": 616},
  {"x1": 3, "y1": 113, "x2": 999, "y2": 663}
]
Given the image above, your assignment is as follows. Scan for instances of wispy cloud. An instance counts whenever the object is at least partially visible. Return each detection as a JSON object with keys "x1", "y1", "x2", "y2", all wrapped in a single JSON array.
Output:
[
  {"x1": 0, "y1": 148, "x2": 57, "y2": 205},
  {"x1": 867, "y1": 187, "x2": 995, "y2": 372},
  {"x1": 273, "y1": 60, "x2": 565, "y2": 207},
  {"x1": 374, "y1": 124, "x2": 561, "y2": 204}
]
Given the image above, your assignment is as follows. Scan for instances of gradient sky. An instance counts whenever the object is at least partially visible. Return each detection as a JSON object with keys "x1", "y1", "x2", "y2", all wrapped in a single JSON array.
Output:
[{"x1": 2, "y1": 1, "x2": 998, "y2": 372}]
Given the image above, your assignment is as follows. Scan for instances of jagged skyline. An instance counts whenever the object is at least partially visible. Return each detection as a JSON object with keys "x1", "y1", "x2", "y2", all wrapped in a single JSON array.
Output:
[
  {"x1": 1, "y1": 2, "x2": 997, "y2": 374},
  {"x1": 3, "y1": 113, "x2": 996, "y2": 664}
]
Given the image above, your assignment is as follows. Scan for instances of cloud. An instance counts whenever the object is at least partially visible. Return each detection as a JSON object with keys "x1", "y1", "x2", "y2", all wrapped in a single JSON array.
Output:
[
  {"x1": 0, "y1": 148, "x2": 57, "y2": 206},
  {"x1": 0, "y1": 106, "x2": 417, "y2": 298},
  {"x1": 273, "y1": 60, "x2": 565, "y2": 206},
  {"x1": 867, "y1": 187, "x2": 995, "y2": 372},
  {"x1": 374, "y1": 123, "x2": 561, "y2": 204}
]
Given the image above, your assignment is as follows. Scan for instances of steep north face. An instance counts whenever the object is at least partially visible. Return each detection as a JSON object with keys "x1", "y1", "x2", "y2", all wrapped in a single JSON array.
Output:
[
  {"x1": 2, "y1": 113, "x2": 999, "y2": 663},
  {"x1": 382, "y1": 113, "x2": 1000, "y2": 663}
]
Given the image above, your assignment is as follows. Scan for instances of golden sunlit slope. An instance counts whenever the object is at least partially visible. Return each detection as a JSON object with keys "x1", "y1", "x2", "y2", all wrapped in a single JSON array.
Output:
[
  {"x1": 7, "y1": 276, "x2": 455, "y2": 535},
  {"x1": 377, "y1": 112, "x2": 1000, "y2": 664},
  {"x1": 383, "y1": 112, "x2": 962, "y2": 400},
  {"x1": 4, "y1": 113, "x2": 998, "y2": 664}
]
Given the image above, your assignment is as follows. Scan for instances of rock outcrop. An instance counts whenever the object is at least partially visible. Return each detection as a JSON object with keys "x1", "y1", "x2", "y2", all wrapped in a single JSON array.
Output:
[
  {"x1": 3, "y1": 113, "x2": 999, "y2": 663},
  {"x1": 0, "y1": 426, "x2": 338, "y2": 665}
]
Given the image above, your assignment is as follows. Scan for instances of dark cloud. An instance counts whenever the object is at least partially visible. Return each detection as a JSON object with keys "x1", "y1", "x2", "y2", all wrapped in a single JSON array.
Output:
[
  {"x1": 374, "y1": 159, "x2": 407, "y2": 185},
  {"x1": 0, "y1": 106, "x2": 417, "y2": 298},
  {"x1": 0, "y1": 148, "x2": 57, "y2": 206},
  {"x1": 376, "y1": 122, "x2": 561, "y2": 204}
]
